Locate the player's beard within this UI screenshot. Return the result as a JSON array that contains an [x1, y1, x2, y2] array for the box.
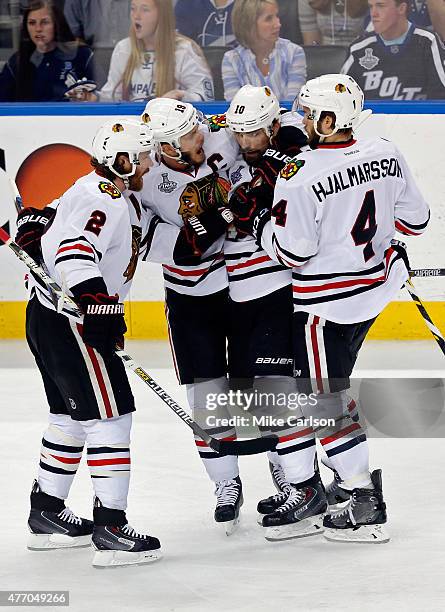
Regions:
[[241, 148, 266, 165], [127, 172, 144, 191]]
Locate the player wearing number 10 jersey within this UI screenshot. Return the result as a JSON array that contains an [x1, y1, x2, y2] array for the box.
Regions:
[[253, 74, 429, 542]]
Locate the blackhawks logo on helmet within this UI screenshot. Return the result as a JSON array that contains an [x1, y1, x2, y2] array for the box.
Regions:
[[178, 174, 230, 221], [207, 113, 227, 132], [280, 159, 305, 181], [98, 181, 121, 199]]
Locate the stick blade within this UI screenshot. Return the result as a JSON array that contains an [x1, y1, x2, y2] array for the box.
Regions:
[[212, 434, 278, 457]]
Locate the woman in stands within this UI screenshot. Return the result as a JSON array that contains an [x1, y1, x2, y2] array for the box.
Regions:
[[92, 0, 215, 102], [0, 0, 97, 102], [222, 0, 306, 101]]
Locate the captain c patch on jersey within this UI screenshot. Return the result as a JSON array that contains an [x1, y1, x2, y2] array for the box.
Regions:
[[280, 159, 305, 181], [98, 181, 121, 199]]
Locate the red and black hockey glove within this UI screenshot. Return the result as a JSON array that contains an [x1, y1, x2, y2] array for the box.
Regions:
[[15, 206, 57, 262], [229, 184, 270, 243], [71, 278, 126, 357]]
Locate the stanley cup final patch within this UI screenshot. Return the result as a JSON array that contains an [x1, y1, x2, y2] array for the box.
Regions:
[[359, 48, 380, 70]]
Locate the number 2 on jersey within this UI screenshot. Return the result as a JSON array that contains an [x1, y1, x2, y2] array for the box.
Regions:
[[85, 210, 106, 236], [351, 190, 377, 262]]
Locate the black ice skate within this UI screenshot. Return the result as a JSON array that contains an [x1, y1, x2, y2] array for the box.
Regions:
[[214, 476, 243, 536], [325, 470, 351, 507], [257, 463, 292, 521], [262, 473, 327, 541], [92, 499, 161, 568], [323, 469, 390, 543], [28, 480, 93, 550]]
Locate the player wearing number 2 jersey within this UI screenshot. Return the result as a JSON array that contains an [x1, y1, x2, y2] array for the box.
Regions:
[[247, 74, 429, 542], [22, 119, 162, 567]]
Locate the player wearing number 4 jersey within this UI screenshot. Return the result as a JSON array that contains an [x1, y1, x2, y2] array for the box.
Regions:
[[20, 119, 162, 567], [248, 74, 429, 543]]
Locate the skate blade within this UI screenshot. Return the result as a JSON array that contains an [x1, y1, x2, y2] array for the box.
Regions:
[[217, 513, 241, 536], [27, 533, 92, 550], [264, 514, 325, 541], [92, 548, 162, 568], [257, 512, 266, 526], [324, 523, 390, 544]]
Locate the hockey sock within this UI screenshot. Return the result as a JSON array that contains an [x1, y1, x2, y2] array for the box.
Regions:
[[187, 377, 239, 483], [38, 413, 86, 500], [254, 376, 317, 484], [315, 391, 372, 489], [83, 413, 132, 510]]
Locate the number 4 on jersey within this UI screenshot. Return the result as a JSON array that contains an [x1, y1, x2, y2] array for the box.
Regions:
[[351, 190, 377, 262], [271, 199, 288, 227]]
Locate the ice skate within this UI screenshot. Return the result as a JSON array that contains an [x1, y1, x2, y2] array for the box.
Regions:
[[256, 463, 292, 524], [214, 476, 243, 535], [92, 524, 162, 568], [323, 469, 390, 543], [325, 470, 351, 507], [27, 481, 93, 550], [262, 473, 327, 541]]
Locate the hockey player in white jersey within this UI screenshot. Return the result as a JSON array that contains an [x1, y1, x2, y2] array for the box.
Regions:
[[225, 85, 328, 540], [138, 98, 243, 533], [17, 119, 162, 566], [241, 74, 430, 542]]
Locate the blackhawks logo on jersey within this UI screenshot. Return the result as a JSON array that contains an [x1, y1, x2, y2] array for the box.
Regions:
[[98, 181, 121, 199], [207, 113, 227, 132], [178, 174, 230, 221], [280, 159, 305, 181]]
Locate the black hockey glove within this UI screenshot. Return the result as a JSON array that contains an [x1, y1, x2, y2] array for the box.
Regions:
[[229, 184, 270, 243], [71, 278, 126, 357], [15, 206, 57, 262], [173, 206, 234, 265]]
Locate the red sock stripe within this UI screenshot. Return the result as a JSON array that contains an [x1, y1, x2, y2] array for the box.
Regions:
[[49, 454, 81, 464], [87, 458, 131, 466], [278, 426, 314, 443], [320, 422, 361, 446], [195, 435, 236, 448]]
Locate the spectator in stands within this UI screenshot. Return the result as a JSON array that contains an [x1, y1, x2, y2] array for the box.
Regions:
[[365, 0, 445, 40], [222, 0, 306, 100], [175, 0, 236, 47], [0, 0, 96, 101], [82, 0, 214, 102], [341, 0, 445, 99], [299, 0, 368, 45], [63, 0, 130, 48]]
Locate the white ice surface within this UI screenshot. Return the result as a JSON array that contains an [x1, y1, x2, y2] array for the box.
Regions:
[[1, 340, 445, 612]]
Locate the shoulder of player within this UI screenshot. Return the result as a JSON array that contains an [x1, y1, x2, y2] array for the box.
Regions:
[[68, 173, 126, 211], [276, 148, 320, 186], [412, 26, 444, 50]]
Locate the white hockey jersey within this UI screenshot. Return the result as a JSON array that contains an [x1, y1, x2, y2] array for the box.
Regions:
[[139, 125, 239, 296], [264, 137, 430, 323], [35, 172, 142, 318], [224, 111, 306, 302], [225, 159, 292, 302], [98, 37, 214, 102]]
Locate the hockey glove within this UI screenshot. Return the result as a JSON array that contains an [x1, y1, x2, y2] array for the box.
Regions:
[[71, 278, 126, 357], [229, 184, 270, 243], [15, 205, 57, 262], [390, 239, 410, 272], [174, 207, 234, 265]]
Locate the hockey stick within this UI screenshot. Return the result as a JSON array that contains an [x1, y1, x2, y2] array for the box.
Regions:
[[410, 268, 445, 278], [405, 277, 445, 357], [0, 224, 278, 456]]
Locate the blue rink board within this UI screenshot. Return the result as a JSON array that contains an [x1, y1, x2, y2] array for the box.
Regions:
[[0, 100, 444, 116]]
